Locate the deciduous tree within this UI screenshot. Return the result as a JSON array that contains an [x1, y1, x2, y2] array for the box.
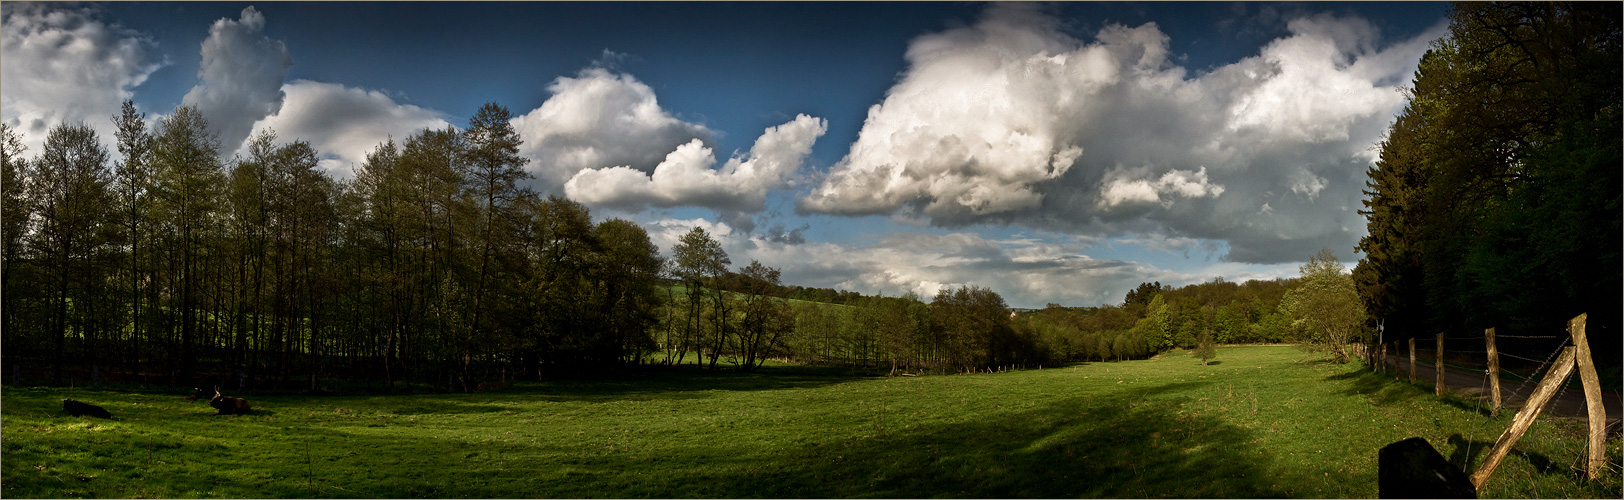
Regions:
[[1281, 249, 1365, 363]]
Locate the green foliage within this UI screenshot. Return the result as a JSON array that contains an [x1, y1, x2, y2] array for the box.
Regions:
[[1192, 327, 1216, 365], [3, 100, 671, 392], [1020, 277, 1296, 365], [670, 226, 731, 369], [732, 260, 793, 371], [1355, 3, 1622, 358], [27, 122, 116, 384], [0, 124, 33, 350], [1280, 249, 1366, 362], [929, 285, 1043, 370], [1213, 301, 1246, 344], [5, 347, 1615, 498], [1251, 312, 1293, 344]]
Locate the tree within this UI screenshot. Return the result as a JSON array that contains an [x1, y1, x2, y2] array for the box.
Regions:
[[1134, 293, 1172, 352], [1123, 281, 1163, 308], [874, 295, 924, 374], [459, 102, 530, 387], [395, 126, 469, 385], [267, 139, 339, 390], [30, 122, 114, 384], [151, 105, 224, 383], [350, 136, 406, 384], [1280, 249, 1365, 363], [1192, 327, 1216, 365], [593, 218, 664, 365], [1355, 2, 1621, 359], [1, 124, 33, 357], [1214, 301, 1246, 343], [930, 285, 1033, 369], [733, 260, 792, 371], [670, 226, 729, 368], [111, 101, 154, 379]]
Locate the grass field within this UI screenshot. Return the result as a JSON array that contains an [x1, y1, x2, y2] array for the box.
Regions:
[[3, 346, 1618, 498]]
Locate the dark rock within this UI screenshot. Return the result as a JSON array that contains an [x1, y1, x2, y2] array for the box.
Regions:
[[1379, 437, 1476, 499]]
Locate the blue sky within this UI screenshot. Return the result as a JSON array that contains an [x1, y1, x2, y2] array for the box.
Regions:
[[2, 1, 1452, 308]]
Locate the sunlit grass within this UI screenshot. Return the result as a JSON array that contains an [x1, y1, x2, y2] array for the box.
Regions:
[[3, 346, 1616, 498]]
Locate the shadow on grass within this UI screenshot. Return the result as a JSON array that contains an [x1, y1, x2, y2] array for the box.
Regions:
[[388, 402, 506, 415], [705, 381, 1290, 498], [1325, 368, 1433, 407], [496, 363, 869, 404], [1447, 433, 1495, 471], [1326, 367, 1505, 419], [247, 381, 1290, 498]]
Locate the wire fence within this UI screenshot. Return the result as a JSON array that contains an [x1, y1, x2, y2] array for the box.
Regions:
[[1498, 351, 1554, 363]]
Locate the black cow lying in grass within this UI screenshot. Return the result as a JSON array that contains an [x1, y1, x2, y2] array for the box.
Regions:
[[188, 386, 252, 415], [62, 399, 112, 419]]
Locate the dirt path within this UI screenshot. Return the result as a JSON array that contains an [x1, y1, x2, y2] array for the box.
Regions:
[[1376, 353, 1621, 425]]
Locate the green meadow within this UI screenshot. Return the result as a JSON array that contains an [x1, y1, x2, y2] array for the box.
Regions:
[[3, 346, 1617, 498]]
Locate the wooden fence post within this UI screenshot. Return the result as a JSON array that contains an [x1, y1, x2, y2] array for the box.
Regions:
[[1567, 313, 1606, 481], [1392, 342, 1400, 379], [1470, 346, 1577, 490], [1435, 333, 1445, 396], [1485, 328, 1500, 417], [1408, 338, 1417, 384]]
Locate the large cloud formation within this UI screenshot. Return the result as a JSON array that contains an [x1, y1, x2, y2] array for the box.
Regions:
[[246, 80, 451, 177], [643, 216, 1294, 309], [565, 114, 826, 227], [800, 4, 1443, 263], [512, 68, 714, 191], [181, 6, 292, 155], [0, 3, 162, 155]]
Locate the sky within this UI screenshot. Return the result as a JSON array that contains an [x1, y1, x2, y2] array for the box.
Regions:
[[1, 1, 1453, 308]]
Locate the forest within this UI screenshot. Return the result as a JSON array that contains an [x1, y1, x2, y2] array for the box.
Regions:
[[1353, 2, 1621, 359]]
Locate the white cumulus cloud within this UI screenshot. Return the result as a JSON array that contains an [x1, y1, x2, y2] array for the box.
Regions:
[[800, 3, 1445, 263], [1, 3, 162, 155], [1098, 166, 1224, 208], [245, 80, 451, 177], [801, 4, 1101, 219], [1225, 14, 1411, 143], [566, 114, 826, 214], [181, 5, 293, 156], [511, 67, 713, 191]]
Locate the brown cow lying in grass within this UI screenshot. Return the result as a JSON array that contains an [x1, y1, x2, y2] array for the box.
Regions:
[[62, 398, 112, 418], [188, 386, 251, 415]]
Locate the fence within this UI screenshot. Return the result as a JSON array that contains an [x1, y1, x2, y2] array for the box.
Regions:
[[1365, 313, 1610, 488]]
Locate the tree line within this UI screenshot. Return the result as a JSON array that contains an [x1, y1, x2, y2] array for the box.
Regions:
[[774, 257, 1370, 373], [1353, 2, 1621, 361], [0, 99, 1102, 391], [1014, 274, 1312, 364], [2, 101, 686, 392]]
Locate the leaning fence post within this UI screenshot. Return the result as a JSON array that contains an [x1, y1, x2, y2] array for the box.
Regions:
[[1470, 346, 1577, 490], [1567, 313, 1606, 481], [1408, 338, 1417, 384], [1485, 328, 1500, 417], [1435, 333, 1445, 396]]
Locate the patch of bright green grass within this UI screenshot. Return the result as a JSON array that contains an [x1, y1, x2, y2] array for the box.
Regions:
[[3, 346, 1617, 498]]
